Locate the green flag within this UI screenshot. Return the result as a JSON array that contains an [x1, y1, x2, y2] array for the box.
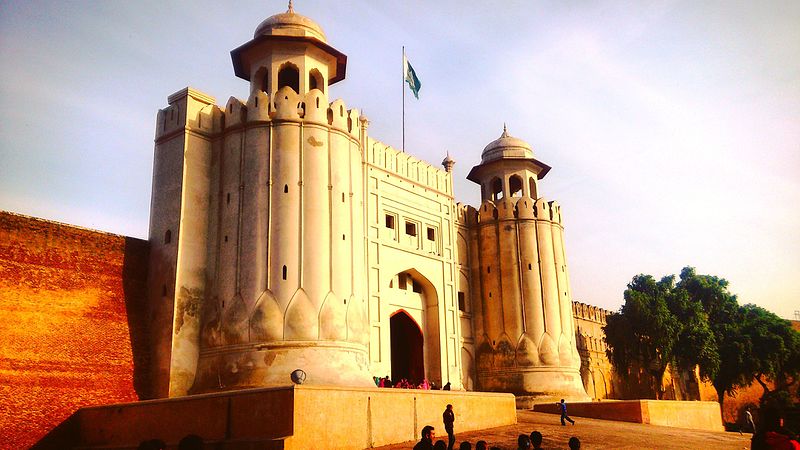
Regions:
[[403, 53, 421, 99]]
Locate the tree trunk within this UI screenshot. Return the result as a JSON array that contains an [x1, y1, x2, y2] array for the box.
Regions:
[[714, 384, 725, 411], [653, 367, 667, 400], [754, 374, 771, 401], [755, 375, 768, 391]]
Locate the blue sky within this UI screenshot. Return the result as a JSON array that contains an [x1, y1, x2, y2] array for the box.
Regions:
[[1, 0, 798, 318]]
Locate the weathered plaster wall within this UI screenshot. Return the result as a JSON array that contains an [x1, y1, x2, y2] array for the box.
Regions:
[[0, 211, 150, 449]]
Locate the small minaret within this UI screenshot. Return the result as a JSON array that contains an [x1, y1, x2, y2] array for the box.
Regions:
[[466, 125, 587, 405], [230, 0, 347, 96], [441, 151, 455, 173]]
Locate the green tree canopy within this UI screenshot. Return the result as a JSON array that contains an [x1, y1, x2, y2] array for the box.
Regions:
[[739, 304, 800, 397], [676, 267, 747, 409], [604, 274, 682, 399], [606, 266, 799, 407]]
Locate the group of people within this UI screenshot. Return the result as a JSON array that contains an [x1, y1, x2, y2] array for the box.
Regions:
[[374, 375, 452, 391], [413, 424, 581, 450], [414, 402, 580, 450]]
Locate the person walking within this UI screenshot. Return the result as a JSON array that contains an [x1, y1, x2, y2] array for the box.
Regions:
[[745, 407, 756, 434], [443, 404, 456, 450], [559, 399, 575, 426]]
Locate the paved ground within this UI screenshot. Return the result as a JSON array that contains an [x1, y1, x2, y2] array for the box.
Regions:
[[374, 411, 751, 449]]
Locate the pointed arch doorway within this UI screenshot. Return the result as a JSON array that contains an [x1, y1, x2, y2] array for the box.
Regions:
[[390, 310, 424, 384]]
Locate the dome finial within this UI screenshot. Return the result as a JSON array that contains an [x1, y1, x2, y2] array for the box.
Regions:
[[287, 0, 294, 13], [502, 123, 509, 137]]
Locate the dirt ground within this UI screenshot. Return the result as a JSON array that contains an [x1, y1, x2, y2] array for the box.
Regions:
[[374, 410, 751, 450]]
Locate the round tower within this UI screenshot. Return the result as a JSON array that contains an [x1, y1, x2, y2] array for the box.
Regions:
[[467, 126, 587, 405], [188, 4, 372, 394]]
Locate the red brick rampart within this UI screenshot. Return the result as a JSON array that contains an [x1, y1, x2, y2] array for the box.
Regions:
[[0, 211, 151, 449]]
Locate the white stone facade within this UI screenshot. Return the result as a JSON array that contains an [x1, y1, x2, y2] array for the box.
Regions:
[[147, 5, 587, 402]]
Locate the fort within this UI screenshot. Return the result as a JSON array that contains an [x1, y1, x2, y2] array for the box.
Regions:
[[144, 3, 587, 404], [0, 3, 777, 449]]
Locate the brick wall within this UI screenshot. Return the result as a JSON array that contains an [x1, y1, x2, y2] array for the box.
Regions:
[[0, 211, 151, 449]]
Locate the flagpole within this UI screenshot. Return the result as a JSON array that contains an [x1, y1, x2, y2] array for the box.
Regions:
[[402, 46, 405, 153]]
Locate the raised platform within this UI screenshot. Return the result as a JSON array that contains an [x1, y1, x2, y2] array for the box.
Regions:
[[533, 399, 724, 432], [41, 385, 517, 449]]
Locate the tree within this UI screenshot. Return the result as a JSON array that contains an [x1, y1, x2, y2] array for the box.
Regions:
[[676, 267, 749, 410], [669, 286, 719, 381], [605, 274, 681, 399], [608, 266, 799, 409], [739, 304, 800, 399]]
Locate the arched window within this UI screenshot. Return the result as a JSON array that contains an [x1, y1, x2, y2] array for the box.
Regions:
[[252, 67, 269, 93], [309, 69, 324, 93], [490, 177, 503, 201], [509, 175, 523, 197], [278, 63, 299, 93]]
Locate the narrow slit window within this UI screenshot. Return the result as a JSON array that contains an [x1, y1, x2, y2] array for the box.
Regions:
[[385, 215, 395, 229], [398, 274, 407, 290], [164, 229, 172, 244], [226, 192, 231, 205], [282, 265, 287, 280], [284, 184, 289, 193], [487, 266, 491, 274], [427, 227, 435, 241], [458, 292, 466, 311]]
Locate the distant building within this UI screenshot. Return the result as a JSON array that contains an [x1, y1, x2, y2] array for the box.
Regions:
[[146, 5, 586, 403]]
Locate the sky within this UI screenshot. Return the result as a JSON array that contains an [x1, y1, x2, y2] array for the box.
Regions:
[[1, 0, 798, 319]]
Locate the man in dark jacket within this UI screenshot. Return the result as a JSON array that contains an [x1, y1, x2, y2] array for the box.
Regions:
[[443, 404, 456, 450], [414, 425, 435, 450]]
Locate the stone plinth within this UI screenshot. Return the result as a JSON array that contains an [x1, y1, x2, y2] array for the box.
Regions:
[[533, 400, 724, 432], [46, 385, 516, 449]]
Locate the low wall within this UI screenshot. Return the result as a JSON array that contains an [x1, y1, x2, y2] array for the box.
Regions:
[[289, 385, 516, 449], [533, 400, 723, 432], [53, 386, 516, 449]]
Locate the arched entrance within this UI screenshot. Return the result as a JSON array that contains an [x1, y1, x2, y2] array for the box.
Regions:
[[390, 310, 424, 384]]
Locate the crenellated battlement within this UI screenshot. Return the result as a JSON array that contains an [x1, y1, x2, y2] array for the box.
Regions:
[[366, 137, 452, 195], [156, 87, 221, 139], [455, 203, 478, 226], [242, 87, 363, 139], [472, 196, 565, 225], [572, 301, 611, 324], [156, 86, 366, 141]]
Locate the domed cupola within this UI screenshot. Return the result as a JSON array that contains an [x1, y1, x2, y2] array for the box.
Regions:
[[480, 124, 535, 163], [253, 0, 327, 42], [231, 1, 347, 96], [467, 125, 552, 202]]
